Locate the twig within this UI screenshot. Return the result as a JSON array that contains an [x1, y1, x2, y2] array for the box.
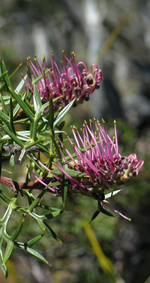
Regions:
[[2, 144, 42, 155]]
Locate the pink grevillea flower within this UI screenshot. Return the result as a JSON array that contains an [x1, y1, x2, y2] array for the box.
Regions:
[[25, 52, 102, 110], [55, 119, 144, 204], [30, 120, 144, 220]]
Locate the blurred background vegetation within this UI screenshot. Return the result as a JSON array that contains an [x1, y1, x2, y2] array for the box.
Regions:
[[0, 0, 150, 282]]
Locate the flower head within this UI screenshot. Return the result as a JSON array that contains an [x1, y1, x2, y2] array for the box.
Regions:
[[56, 119, 144, 201], [30, 119, 144, 220], [25, 52, 102, 111]]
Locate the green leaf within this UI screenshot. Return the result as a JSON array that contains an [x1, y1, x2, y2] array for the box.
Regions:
[[41, 101, 49, 112], [53, 99, 75, 128], [44, 209, 63, 220], [15, 75, 27, 94], [33, 85, 42, 113], [62, 174, 68, 208], [0, 123, 24, 148], [1, 61, 12, 89], [0, 203, 12, 224], [11, 219, 25, 241], [0, 229, 3, 247], [0, 70, 8, 80], [8, 86, 34, 122], [9, 97, 16, 134], [48, 96, 54, 131], [0, 143, 2, 178], [18, 149, 26, 162], [24, 97, 36, 115], [13, 93, 26, 119], [32, 74, 44, 84], [9, 63, 22, 80], [3, 241, 14, 264], [14, 242, 50, 265], [33, 216, 47, 230], [63, 144, 96, 163], [9, 154, 15, 172], [37, 203, 63, 212], [57, 121, 65, 142], [49, 134, 61, 159], [42, 221, 62, 243], [0, 93, 8, 115], [28, 186, 48, 212], [105, 189, 122, 199], [26, 234, 44, 247], [66, 167, 86, 178], [90, 201, 114, 222], [100, 205, 114, 217], [28, 197, 42, 213], [26, 211, 62, 243], [24, 139, 45, 150], [0, 110, 11, 130], [0, 251, 8, 278], [26, 154, 45, 174], [0, 191, 11, 205], [57, 121, 65, 131], [90, 210, 100, 223], [51, 167, 86, 178], [32, 68, 51, 84], [27, 141, 49, 154]]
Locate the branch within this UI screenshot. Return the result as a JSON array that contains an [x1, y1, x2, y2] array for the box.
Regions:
[[2, 144, 43, 155], [0, 176, 49, 195]]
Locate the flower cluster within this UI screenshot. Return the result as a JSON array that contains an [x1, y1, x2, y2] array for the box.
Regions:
[[25, 52, 102, 111], [33, 119, 144, 204], [31, 119, 144, 220], [55, 119, 144, 201], [23, 52, 144, 220]]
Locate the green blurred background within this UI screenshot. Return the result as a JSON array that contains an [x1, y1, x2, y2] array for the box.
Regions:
[[0, 0, 150, 282]]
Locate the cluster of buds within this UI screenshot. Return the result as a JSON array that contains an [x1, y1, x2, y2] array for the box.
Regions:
[[25, 52, 102, 111]]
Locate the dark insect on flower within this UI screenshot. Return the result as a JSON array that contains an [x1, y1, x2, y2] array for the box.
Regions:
[[25, 52, 102, 111]]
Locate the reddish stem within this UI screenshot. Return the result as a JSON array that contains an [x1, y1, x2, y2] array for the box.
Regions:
[[0, 176, 46, 194]]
